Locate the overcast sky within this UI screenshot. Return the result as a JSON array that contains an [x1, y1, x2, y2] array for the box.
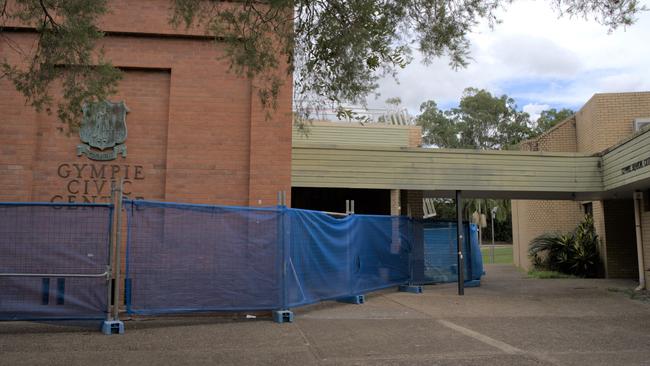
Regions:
[[369, 0, 650, 121]]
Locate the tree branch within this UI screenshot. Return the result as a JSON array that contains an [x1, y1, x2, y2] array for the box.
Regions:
[[39, 0, 59, 28]]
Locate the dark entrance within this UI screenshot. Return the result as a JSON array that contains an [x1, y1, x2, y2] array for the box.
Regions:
[[602, 199, 639, 279], [291, 187, 391, 215]]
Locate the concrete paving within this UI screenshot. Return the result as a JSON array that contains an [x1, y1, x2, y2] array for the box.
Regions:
[[1, 265, 649, 365]]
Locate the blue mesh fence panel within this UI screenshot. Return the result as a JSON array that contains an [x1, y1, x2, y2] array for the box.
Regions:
[[124, 200, 283, 314], [469, 224, 484, 281], [1, 200, 482, 321], [124, 201, 481, 315], [350, 214, 412, 294], [0, 203, 112, 320], [284, 210, 411, 308], [415, 221, 483, 284], [125, 202, 414, 313]]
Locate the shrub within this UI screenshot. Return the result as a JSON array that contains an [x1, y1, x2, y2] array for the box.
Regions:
[[528, 216, 601, 278]]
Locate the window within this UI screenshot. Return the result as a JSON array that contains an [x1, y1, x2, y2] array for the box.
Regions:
[[633, 117, 650, 132]]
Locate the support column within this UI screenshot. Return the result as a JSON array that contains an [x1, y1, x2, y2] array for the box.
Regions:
[[456, 190, 464, 296], [390, 189, 401, 216], [633, 191, 646, 290]]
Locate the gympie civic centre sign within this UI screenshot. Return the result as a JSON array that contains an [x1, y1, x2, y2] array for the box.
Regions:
[[51, 163, 145, 203]]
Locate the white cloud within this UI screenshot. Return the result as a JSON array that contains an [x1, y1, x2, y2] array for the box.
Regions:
[[370, 0, 650, 115], [523, 103, 551, 122], [489, 36, 582, 78]]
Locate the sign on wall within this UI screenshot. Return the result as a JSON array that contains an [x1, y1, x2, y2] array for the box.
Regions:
[[621, 157, 650, 175], [50, 100, 147, 203], [77, 100, 128, 161]]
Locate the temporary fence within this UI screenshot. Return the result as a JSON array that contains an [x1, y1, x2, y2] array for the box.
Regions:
[[0, 203, 113, 321], [123, 201, 414, 314], [414, 221, 483, 284], [0, 198, 483, 332], [123, 200, 482, 315], [280, 209, 413, 308], [124, 201, 284, 314]]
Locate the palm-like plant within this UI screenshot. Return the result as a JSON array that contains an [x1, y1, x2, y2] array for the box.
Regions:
[[529, 232, 574, 273], [571, 216, 601, 277], [528, 216, 601, 278]]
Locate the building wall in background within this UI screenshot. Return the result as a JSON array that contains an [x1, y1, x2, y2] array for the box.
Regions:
[[0, 0, 292, 206], [293, 121, 422, 148], [513, 92, 650, 278], [513, 117, 582, 270]]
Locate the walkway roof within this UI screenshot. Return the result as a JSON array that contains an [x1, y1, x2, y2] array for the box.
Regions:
[[292, 123, 650, 200]]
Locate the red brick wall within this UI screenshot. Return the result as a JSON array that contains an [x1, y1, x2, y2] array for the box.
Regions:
[[0, 1, 292, 206]]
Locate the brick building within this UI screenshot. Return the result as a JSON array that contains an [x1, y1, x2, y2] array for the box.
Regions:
[[513, 92, 650, 281], [291, 93, 650, 288], [2, 2, 649, 288], [0, 0, 292, 207]]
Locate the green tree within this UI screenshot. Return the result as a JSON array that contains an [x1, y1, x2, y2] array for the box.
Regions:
[[452, 88, 533, 149], [534, 108, 575, 135], [0, 0, 645, 127], [416, 88, 530, 242], [0, 0, 121, 129], [418, 88, 533, 150], [416, 101, 459, 148]]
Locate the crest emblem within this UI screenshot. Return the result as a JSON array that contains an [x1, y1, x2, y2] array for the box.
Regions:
[[77, 100, 128, 161]]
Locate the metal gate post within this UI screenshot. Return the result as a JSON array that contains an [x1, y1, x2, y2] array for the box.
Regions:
[[274, 191, 293, 323], [102, 180, 125, 335], [105, 184, 115, 322], [456, 190, 465, 296]]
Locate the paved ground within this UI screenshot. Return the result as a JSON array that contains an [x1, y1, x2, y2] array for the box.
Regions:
[[1, 265, 649, 366]]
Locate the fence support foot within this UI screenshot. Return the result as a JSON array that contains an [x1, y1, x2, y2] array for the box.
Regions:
[[337, 295, 365, 304], [398, 285, 423, 294], [464, 280, 481, 288], [101, 320, 124, 335], [273, 310, 294, 324]]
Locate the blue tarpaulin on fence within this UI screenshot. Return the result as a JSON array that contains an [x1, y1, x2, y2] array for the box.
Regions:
[[124, 201, 415, 314], [415, 221, 483, 284], [124, 200, 483, 315], [0, 203, 112, 320], [124, 201, 283, 314], [284, 209, 412, 308], [0, 200, 484, 321]]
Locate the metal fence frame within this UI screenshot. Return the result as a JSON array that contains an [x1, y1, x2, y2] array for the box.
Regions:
[[0, 183, 125, 334]]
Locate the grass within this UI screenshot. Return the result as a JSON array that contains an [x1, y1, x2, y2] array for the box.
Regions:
[[527, 270, 577, 279], [480, 246, 513, 264]]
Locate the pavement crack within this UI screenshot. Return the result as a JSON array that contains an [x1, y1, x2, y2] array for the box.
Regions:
[[294, 322, 323, 364], [437, 319, 562, 366], [438, 319, 524, 355], [380, 293, 434, 318]]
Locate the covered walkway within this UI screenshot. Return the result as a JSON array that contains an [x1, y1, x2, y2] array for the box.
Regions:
[[292, 125, 650, 200], [292, 122, 650, 288]]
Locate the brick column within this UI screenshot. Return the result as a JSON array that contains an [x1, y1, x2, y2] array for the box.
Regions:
[[390, 189, 401, 216], [248, 75, 293, 207]]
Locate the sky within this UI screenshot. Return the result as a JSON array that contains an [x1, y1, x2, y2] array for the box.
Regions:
[[369, 0, 650, 122]]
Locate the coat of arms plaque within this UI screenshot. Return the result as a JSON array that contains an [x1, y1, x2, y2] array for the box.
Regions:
[[77, 100, 129, 161]]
